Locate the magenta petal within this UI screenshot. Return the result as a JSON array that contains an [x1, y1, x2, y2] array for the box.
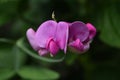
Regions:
[[69, 21, 89, 42], [48, 40, 59, 56], [56, 22, 69, 53], [35, 20, 57, 48], [38, 48, 49, 56], [86, 23, 96, 39], [26, 28, 39, 50], [69, 39, 90, 53], [69, 39, 84, 51]]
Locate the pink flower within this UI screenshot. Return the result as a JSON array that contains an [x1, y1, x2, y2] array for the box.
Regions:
[[68, 21, 96, 53], [26, 20, 68, 56], [26, 20, 96, 56]]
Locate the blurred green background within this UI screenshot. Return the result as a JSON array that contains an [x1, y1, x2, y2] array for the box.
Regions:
[[0, 0, 120, 80]]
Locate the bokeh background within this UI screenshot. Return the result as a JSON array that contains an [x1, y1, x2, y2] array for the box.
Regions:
[[0, 0, 120, 80]]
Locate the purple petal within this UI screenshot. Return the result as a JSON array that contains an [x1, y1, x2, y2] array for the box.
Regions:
[[35, 20, 57, 48], [26, 28, 39, 50], [86, 23, 96, 39], [48, 39, 59, 56], [69, 39, 84, 51], [69, 39, 90, 53], [56, 22, 69, 53], [38, 48, 49, 56], [69, 21, 89, 42]]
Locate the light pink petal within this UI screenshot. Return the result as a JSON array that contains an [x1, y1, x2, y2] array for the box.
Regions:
[[69, 21, 89, 42], [86, 23, 96, 39], [35, 20, 57, 48], [38, 48, 49, 56], [83, 42, 90, 52], [56, 22, 69, 53], [48, 40, 59, 56], [26, 28, 39, 50]]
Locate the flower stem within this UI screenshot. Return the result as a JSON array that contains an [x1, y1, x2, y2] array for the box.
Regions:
[[52, 11, 57, 21], [0, 38, 14, 44]]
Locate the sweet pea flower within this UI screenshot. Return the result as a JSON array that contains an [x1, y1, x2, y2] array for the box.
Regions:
[[68, 21, 96, 53], [26, 20, 68, 56]]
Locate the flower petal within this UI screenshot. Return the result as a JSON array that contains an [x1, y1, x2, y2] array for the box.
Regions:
[[56, 22, 69, 53], [83, 42, 90, 52], [35, 20, 57, 48], [48, 39, 59, 56], [69, 39, 84, 51], [69, 21, 89, 42], [26, 28, 39, 50], [86, 23, 96, 39], [69, 39, 90, 53], [38, 48, 49, 56]]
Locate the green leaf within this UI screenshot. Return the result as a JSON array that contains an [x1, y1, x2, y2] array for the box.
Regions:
[[0, 44, 15, 68], [12, 46, 27, 71], [97, 6, 120, 48], [0, 41, 26, 70], [0, 39, 27, 79], [18, 66, 59, 80], [0, 69, 15, 80]]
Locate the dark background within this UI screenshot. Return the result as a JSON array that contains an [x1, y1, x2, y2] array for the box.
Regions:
[[0, 0, 120, 80]]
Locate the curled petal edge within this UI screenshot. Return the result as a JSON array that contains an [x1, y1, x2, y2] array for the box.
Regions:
[[26, 28, 39, 51], [86, 23, 96, 39]]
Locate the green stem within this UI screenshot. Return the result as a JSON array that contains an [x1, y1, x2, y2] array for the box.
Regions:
[[16, 38, 65, 63], [0, 38, 65, 62], [0, 38, 14, 44]]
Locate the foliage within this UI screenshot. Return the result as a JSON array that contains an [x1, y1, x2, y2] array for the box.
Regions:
[[0, 0, 120, 80]]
